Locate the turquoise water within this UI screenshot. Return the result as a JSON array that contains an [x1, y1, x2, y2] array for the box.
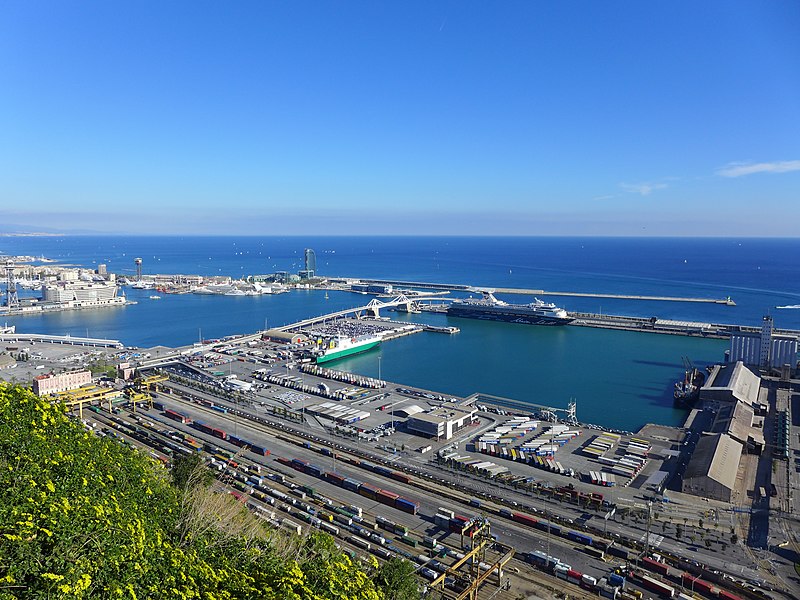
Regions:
[[328, 310, 726, 431]]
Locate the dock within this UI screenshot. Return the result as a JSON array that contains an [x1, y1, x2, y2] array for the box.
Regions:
[[333, 277, 736, 305]]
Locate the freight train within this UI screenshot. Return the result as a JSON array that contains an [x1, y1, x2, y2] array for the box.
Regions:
[[274, 455, 420, 515]]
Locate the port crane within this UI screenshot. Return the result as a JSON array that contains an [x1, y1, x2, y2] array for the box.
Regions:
[[428, 518, 515, 600]]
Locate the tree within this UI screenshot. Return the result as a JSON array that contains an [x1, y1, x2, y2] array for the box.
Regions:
[[170, 452, 213, 491], [374, 558, 419, 600]]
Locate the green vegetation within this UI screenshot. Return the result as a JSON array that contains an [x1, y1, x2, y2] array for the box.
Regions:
[[0, 383, 414, 599], [86, 359, 116, 378]]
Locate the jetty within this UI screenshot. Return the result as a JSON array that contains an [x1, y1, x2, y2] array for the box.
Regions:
[[331, 277, 736, 306]]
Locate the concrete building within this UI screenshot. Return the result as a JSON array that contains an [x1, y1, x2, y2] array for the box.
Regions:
[[262, 329, 307, 344], [729, 316, 798, 372], [33, 370, 92, 396], [700, 361, 761, 407], [407, 405, 478, 441], [710, 400, 764, 454], [682, 433, 742, 503]]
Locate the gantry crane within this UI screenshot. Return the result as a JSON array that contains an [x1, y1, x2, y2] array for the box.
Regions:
[[429, 518, 515, 600]]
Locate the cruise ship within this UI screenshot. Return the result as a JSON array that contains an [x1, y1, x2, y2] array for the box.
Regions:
[[447, 292, 573, 326], [314, 334, 381, 364]]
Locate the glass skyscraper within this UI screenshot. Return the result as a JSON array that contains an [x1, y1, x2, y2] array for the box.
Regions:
[[304, 248, 316, 276]]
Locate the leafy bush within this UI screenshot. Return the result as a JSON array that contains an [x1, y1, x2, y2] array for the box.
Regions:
[[0, 384, 393, 600]]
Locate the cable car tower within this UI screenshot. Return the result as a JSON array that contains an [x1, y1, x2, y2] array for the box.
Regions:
[[4, 260, 19, 309]]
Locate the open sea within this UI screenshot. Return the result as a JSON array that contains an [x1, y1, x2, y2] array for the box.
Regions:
[[2, 236, 799, 431]]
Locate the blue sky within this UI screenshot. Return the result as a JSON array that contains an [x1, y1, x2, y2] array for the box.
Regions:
[[1, 2, 798, 235]]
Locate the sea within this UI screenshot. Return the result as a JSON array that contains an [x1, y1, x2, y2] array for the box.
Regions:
[[2, 236, 799, 431]]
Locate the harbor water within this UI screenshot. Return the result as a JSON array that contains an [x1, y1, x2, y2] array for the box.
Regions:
[[1, 236, 797, 430]]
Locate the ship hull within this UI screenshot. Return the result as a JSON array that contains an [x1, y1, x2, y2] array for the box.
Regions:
[[316, 340, 381, 364], [447, 306, 573, 326]]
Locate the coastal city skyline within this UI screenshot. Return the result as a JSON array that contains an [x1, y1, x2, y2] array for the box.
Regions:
[[2, 2, 799, 236]]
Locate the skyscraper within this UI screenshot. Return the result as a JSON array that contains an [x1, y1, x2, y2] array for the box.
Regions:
[[304, 248, 316, 276]]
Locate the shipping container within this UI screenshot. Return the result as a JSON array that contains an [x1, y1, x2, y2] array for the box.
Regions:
[[642, 556, 670, 577], [635, 573, 675, 598], [395, 497, 418, 515]]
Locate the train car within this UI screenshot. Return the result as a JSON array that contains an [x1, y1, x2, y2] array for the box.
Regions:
[[164, 409, 191, 424], [399, 535, 417, 547], [375, 515, 396, 532], [376, 489, 399, 507], [566, 569, 583, 585], [634, 573, 675, 598], [275, 456, 292, 467], [324, 471, 346, 486], [584, 546, 605, 560], [290, 458, 309, 473], [716, 590, 743, 600], [395, 497, 419, 515], [567, 531, 593, 545], [319, 521, 339, 536], [335, 512, 354, 526], [210, 426, 227, 440], [358, 483, 379, 501], [250, 444, 269, 456], [342, 478, 362, 492], [593, 537, 614, 551], [371, 546, 392, 560], [306, 464, 324, 478], [512, 512, 538, 528], [389, 471, 411, 484], [373, 465, 393, 478], [608, 546, 630, 560], [349, 536, 371, 551], [642, 557, 670, 577], [681, 574, 719, 598]]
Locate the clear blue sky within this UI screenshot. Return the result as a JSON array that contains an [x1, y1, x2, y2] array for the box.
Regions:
[[1, 2, 798, 235]]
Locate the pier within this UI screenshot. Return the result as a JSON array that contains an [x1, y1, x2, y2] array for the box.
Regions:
[[333, 277, 736, 305], [0, 332, 124, 348]]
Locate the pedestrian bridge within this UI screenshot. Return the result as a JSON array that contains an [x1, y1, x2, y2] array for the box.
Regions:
[[281, 294, 446, 331]]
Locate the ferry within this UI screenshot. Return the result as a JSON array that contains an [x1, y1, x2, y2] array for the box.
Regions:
[[314, 334, 381, 364], [447, 291, 573, 326]]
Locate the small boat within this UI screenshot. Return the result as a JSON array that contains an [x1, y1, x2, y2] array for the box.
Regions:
[[149, 295, 161, 300]]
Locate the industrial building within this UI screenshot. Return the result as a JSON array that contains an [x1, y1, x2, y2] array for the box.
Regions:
[[700, 361, 761, 407], [682, 433, 742, 503], [729, 315, 798, 373], [709, 399, 765, 454], [33, 369, 92, 396], [406, 405, 478, 441], [262, 329, 308, 344]]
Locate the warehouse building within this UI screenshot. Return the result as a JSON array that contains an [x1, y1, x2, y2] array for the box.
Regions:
[[682, 433, 742, 503], [710, 400, 764, 454], [700, 361, 761, 407], [407, 405, 478, 441]]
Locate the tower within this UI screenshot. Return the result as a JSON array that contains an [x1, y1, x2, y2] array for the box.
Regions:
[[303, 248, 316, 276], [134, 258, 142, 281], [4, 260, 19, 309], [759, 315, 773, 368]]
